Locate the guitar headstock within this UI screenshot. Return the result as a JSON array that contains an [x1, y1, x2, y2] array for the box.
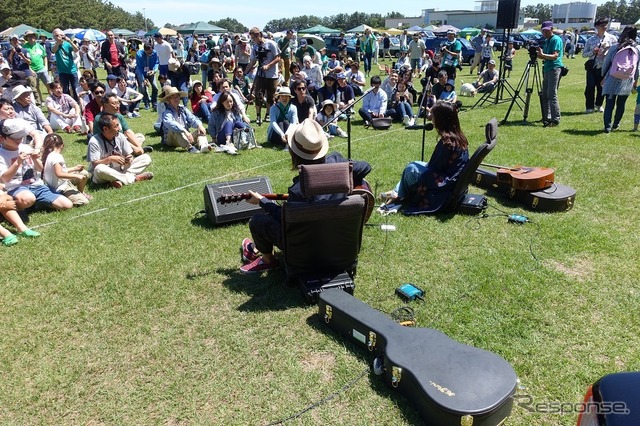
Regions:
[[217, 193, 249, 204]]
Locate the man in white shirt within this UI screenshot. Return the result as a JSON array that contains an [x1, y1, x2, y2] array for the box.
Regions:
[[153, 33, 174, 76], [358, 75, 387, 126], [345, 62, 366, 96]]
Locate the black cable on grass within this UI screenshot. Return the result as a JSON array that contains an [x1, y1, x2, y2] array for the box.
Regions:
[[265, 366, 370, 425]]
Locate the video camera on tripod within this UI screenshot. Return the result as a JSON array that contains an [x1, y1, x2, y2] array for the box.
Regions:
[[525, 40, 539, 62]]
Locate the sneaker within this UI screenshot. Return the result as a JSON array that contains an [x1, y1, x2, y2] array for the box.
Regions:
[[256, 117, 262, 126], [132, 112, 141, 118], [364, 120, 371, 128], [612, 125, 620, 131], [72, 125, 82, 133], [407, 117, 415, 127], [337, 129, 348, 138], [18, 229, 40, 238], [64, 126, 72, 133], [135, 172, 154, 182], [188, 146, 200, 154], [144, 104, 150, 110], [604, 127, 611, 134], [212, 144, 227, 153], [585, 108, 594, 114], [402, 115, 411, 125], [127, 112, 133, 118], [142, 146, 154, 153], [264, 114, 270, 122], [597, 105, 604, 112], [111, 180, 124, 189], [239, 256, 280, 274], [241, 238, 259, 263], [200, 144, 213, 153], [2, 234, 18, 246]]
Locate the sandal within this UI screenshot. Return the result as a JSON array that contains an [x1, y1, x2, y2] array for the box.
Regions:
[[19, 229, 40, 238], [2, 234, 18, 246]]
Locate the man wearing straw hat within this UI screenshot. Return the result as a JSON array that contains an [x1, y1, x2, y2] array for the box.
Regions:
[[238, 118, 371, 274], [159, 86, 210, 153]]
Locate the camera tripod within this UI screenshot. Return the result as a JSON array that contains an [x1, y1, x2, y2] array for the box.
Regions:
[[502, 56, 542, 124], [471, 29, 519, 109]]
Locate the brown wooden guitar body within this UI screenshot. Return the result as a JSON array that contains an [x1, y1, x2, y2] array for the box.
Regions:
[[494, 166, 555, 191]]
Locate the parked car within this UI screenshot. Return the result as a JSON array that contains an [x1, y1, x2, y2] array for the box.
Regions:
[[422, 37, 476, 65], [575, 34, 590, 54], [323, 36, 357, 60], [492, 34, 524, 51]]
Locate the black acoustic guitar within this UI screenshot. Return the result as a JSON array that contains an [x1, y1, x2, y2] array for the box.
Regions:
[[318, 289, 517, 425]]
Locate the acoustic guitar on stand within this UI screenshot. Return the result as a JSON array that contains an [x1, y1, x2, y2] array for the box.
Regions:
[[480, 163, 555, 191]]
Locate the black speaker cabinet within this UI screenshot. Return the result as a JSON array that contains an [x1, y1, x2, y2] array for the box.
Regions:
[[496, 0, 521, 29], [203, 176, 273, 225]]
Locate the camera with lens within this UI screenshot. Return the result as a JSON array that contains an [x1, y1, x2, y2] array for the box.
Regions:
[[256, 45, 269, 65], [526, 41, 538, 61]]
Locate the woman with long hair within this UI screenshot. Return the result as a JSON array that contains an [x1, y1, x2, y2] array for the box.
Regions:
[[207, 91, 248, 151], [381, 101, 469, 212], [601, 25, 639, 133]]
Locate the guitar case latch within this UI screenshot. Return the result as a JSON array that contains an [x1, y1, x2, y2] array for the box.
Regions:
[[461, 415, 474, 426], [367, 331, 377, 351], [391, 366, 402, 388], [324, 305, 332, 323]]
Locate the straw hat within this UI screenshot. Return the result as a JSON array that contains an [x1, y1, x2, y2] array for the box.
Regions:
[[285, 119, 329, 161], [159, 86, 188, 102]]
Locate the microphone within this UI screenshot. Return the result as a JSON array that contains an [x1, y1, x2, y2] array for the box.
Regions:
[[405, 122, 434, 131]]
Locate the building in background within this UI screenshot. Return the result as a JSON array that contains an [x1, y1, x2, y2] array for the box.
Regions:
[[385, 1, 523, 30], [552, 2, 597, 30]]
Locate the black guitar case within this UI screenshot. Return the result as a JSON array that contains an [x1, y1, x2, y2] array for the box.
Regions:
[[318, 289, 517, 425], [474, 169, 576, 212]]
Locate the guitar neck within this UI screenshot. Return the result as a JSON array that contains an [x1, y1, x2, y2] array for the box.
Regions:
[[480, 162, 518, 172], [217, 193, 288, 204]]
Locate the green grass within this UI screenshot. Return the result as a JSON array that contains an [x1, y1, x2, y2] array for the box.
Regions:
[[1, 54, 639, 425]]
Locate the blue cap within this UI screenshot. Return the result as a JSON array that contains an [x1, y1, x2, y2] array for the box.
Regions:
[[106, 74, 117, 80], [336, 72, 347, 79]]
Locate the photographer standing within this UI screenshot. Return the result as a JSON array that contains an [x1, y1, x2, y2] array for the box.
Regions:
[[441, 30, 462, 80], [51, 29, 79, 101], [245, 28, 281, 126], [583, 18, 617, 113], [537, 21, 564, 127]]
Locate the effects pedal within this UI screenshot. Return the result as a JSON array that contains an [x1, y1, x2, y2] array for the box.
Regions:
[[508, 214, 528, 224], [395, 283, 425, 302]]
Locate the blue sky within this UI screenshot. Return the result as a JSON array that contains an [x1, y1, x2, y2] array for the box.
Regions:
[[114, 0, 608, 31]]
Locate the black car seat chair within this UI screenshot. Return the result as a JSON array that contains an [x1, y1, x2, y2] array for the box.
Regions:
[[281, 161, 368, 303]]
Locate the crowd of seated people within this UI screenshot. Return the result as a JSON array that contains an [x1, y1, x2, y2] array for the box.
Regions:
[[0, 26, 471, 247]]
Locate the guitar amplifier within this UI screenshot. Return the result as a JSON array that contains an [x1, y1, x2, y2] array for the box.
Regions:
[[319, 289, 517, 425], [203, 176, 273, 226]]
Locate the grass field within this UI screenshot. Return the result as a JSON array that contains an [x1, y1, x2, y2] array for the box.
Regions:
[[1, 52, 639, 425]]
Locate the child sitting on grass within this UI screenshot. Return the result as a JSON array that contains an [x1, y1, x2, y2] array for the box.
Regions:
[[41, 134, 92, 206], [315, 100, 347, 138]]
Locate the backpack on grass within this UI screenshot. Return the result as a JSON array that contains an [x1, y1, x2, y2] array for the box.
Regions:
[[608, 45, 639, 80]]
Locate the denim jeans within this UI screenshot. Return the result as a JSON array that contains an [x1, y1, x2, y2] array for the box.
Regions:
[[603, 94, 629, 130], [394, 161, 428, 199], [58, 72, 78, 101]]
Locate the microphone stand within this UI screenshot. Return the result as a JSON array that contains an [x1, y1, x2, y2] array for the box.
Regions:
[[408, 78, 435, 161], [321, 87, 373, 158]]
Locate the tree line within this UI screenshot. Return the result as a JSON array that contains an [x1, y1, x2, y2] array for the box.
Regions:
[[263, 11, 404, 33]]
